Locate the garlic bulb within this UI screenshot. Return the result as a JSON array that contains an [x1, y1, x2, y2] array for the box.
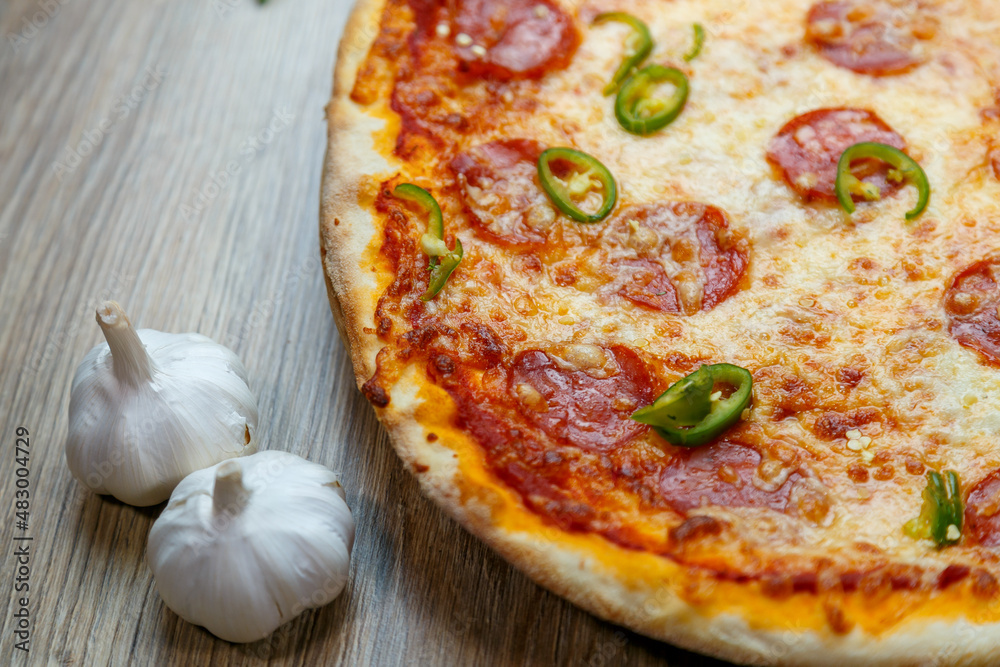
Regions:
[[65, 301, 258, 506], [147, 451, 355, 643]]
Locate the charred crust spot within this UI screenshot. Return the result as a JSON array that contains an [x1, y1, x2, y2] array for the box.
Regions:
[[836, 367, 864, 389], [858, 571, 891, 599], [443, 113, 467, 130], [553, 266, 578, 287], [760, 574, 794, 599], [904, 456, 925, 475], [433, 354, 456, 375], [885, 564, 922, 590], [754, 367, 818, 419], [838, 571, 862, 592], [972, 569, 1000, 599], [412, 89, 438, 107], [812, 408, 882, 440], [873, 464, 894, 481], [426, 432, 439, 442], [853, 542, 882, 554], [413, 463, 430, 473], [792, 572, 818, 594], [362, 377, 391, 407], [516, 254, 543, 273], [938, 565, 971, 590], [849, 257, 877, 273], [823, 600, 853, 635], [901, 258, 928, 281], [461, 322, 507, 366], [669, 515, 725, 544], [377, 316, 393, 338], [780, 376, 815, 412], [401, 324, 451, 351], [333, 218, 341, 226], [847, 464, 869, 483]]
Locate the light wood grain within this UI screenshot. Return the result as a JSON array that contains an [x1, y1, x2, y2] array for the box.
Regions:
[[0, 1, 725, 664]]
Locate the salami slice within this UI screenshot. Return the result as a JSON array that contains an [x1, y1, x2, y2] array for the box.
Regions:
[[965, 471, 1000, 547], [584, 202, 748, 314], [945, 257, 1000, 365], [766, 108, 907, 202], [444, 0, 579, 79], [450, 139, 555, 247], [660, 442, 799, 513], [508, 345, 654, 452], [806, 1, 931, 76]]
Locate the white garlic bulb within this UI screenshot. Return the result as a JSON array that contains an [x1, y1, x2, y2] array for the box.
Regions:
[[147, 451, 355, 643], [65, 301, 258, 506]]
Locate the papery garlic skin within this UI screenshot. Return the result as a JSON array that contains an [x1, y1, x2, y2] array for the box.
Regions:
[[147, 451, 355, 643], [65, 302, 258, 506]]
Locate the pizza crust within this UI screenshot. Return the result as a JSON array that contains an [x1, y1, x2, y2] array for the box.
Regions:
[[320, 1, 1000, 664]]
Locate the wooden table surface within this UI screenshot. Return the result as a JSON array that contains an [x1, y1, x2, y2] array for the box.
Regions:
[[0, 1, 728, 664]]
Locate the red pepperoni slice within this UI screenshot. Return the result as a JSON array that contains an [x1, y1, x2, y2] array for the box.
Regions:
[[614, 259, 680, 312], [660, 442, 799, 513], [446, 0, 579, 79], [508, 346, 654, 452], [450, 139, 555, 247], [945, 257, 1000, 365], [965, 471, 1000, 547], [587, 202, 748, 314], [766, 108, 907, 203], [806, 1, 930, 76], [696, 206, 750, 309]]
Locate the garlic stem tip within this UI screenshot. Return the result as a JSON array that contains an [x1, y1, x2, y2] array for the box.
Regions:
[[96, 301, 129, 330], [95, 301, 155, 384]]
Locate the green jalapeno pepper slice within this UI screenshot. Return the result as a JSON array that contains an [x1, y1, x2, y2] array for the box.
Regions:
[[683, 23, 705, 62], [594, 12, 653, 96], [537, 148, 618, 223], [834, 142, 931, 221], [904, 470, 963, 547], [615, 65, 690, 136], [393, 183, 463, 301], [422, 241, 463, 302], [631, 363, 753, 448]]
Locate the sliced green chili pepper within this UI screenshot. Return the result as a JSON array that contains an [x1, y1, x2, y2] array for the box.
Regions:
[[537, 148, 617, 223], [393, 183, 463, 301], [615, 65, 689, 136], [631, 363, 753, 448], [834, 142, 931, 221], [594, 12, 653, 96], [632, 365, 713, 428], [422, 239, 463, 301], [904, 470, 963, 547], [683, 23, 705, 62]]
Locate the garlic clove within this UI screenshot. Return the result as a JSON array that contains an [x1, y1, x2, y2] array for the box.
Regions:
[[65, 302, 258, 506], [147, 451, 355, 643]]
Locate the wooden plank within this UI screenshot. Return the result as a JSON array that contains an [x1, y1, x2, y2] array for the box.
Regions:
[[0, 0, 724, 664]]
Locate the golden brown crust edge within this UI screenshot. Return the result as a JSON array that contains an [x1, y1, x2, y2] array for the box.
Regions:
[[320, 0, 388, 380], [319, 2, 1000, 665]]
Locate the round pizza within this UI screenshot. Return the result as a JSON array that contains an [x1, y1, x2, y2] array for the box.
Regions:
[[320, 0, 1000, 663]]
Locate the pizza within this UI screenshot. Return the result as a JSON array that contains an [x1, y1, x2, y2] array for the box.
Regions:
[[320, 0, 1000, 664]]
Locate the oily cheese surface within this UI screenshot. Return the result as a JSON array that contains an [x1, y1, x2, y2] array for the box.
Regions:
[[322, 0, 1000, 664]]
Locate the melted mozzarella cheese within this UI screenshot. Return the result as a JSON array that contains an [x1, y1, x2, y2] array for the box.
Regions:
[[425, 0, 1000, 555]]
